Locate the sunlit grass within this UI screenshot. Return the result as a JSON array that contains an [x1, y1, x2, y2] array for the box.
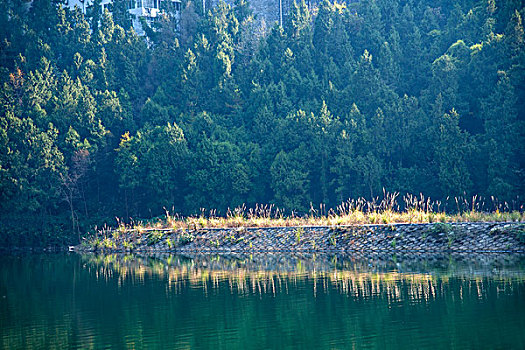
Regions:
[[94, 193, 524, 236]]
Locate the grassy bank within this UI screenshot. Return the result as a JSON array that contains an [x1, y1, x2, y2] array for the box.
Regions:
[[94, 194, 524, 237]]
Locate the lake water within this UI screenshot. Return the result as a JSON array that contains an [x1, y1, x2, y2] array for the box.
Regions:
[[1, 252, 525, 349]]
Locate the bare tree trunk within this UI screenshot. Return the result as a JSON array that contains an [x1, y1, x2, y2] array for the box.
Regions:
[[60, 149, 90, 242], [68, 191, 76, 236], [125, 189, 129, 220], [81, 183, 88, 217], [279, 0, 283, 27]]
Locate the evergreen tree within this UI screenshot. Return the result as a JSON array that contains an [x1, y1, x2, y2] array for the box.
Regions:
[[0, 0, 524, 245], [480, 75, 522, 201]]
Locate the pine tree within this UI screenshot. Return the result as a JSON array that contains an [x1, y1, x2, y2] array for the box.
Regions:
[[480, 75, 522, 200]]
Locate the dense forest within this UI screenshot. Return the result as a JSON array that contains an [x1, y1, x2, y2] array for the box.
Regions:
[[0, 0, 524, 245]]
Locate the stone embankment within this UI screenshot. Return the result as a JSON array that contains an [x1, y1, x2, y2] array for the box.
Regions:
[[77, 222, 525, 253]]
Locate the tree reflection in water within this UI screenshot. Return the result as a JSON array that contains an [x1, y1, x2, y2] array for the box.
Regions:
[[2, 252, 525, 349], [82, 252, 525, 302]]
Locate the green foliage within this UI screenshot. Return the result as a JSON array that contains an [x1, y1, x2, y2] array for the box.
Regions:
[[146, 231, 165, 246], [0, 0, 524, 247], [516, 228, 525, 244], [271, 149, 310, 212], [123, 240, 134, 250], [115, 122, 189, 211], [101, 237, 116, 249], [431, 223, 454, 235], [166, 237, 174, 249], [295, 227, 303, 244], [431, 223, 463, 248], [329, 233, 337, 247], [178, 230, 194, 246]]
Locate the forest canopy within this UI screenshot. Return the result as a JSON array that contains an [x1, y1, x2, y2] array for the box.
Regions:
[[0, 0, 524, 245]]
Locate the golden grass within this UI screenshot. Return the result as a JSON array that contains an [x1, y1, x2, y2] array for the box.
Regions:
[[106, 193, 524, 234]]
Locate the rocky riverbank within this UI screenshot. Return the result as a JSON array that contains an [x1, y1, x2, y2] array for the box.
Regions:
[[75, 222, 525, 253]]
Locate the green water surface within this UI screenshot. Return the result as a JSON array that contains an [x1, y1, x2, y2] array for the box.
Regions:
[[1, 252, 525, 349]]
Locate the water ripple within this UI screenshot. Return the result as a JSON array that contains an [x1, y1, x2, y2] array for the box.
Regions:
[[1, 252, 525, 349]]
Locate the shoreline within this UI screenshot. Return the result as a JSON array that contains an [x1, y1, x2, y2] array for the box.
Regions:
[[75, 221, 525, 254]]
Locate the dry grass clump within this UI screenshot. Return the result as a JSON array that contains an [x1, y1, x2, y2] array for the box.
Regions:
[[108, 192, 524, 234]]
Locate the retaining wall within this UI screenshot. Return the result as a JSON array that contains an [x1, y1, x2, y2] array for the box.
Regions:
[[78, 222, 525, 253]]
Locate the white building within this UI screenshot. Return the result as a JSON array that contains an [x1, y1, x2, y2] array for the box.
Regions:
[[67, 0, 181, 36]]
